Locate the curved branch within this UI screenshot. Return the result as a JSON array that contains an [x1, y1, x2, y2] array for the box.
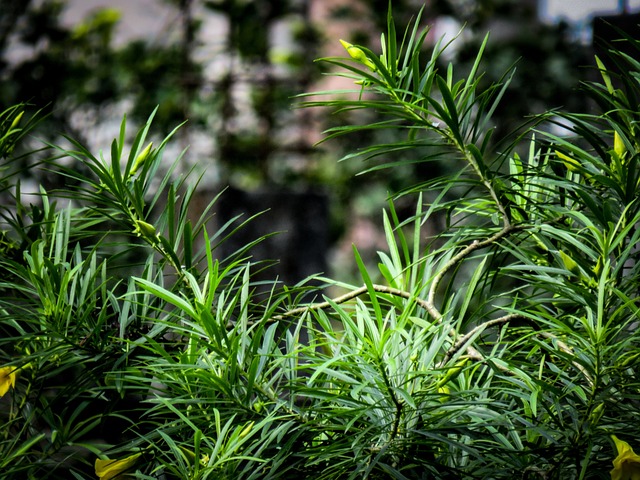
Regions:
[[426, 224, 526, 322], [256, 224, 534, 376], [273, 284, 426, 321], [438, 313, 525, 366]]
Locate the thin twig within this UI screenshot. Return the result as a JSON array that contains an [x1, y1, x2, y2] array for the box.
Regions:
[[249, 220, 534, 377], [438, 313, 525, 366], [426, 224, 525, 323], [273, 225, 526, 326], [272, 284, 426, 321], [264, 280, 501, 372]]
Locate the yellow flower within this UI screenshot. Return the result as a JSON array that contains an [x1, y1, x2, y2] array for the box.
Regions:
[[0, 366, 18, 397], [95, 452, 141, 480], [611, 435, 640, 480]]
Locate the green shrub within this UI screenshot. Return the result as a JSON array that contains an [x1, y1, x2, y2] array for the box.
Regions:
[[1, 7, 639, 479]]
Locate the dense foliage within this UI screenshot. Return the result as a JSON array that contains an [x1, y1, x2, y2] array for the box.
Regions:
[[1, 7, 640, 479]]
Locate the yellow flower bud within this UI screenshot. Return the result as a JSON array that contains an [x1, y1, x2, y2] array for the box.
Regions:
[[130, 142, 153, 176], [9, 111, 24, 131], [133, 219, 157, 239], [239, 420, 255, 439], [592, 256, 603, 276], [559, 251, 580, 276], [436, 356, 469, 389], [589, 402, 604, 425], [339, 39, 377, 71], [94, 452, 141, 480], [614, 131, 626, 159]]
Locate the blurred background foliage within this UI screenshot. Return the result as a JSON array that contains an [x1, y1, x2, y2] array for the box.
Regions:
[[0, 0, 601, 281]]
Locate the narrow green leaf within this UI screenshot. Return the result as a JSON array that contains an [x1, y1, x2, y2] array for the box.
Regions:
[[435, 75, 461, 142], [387, 7, 397, 80], [353, 245, 382, 322], [183, 219, 192, 271], [133, 277, 197, 318]]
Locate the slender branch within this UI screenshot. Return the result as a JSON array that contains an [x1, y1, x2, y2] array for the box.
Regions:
[[271, 224, 525, 326], [458, 144, 512, 231], [250, 221, 534, 377], [272, 284, 426, 321], [438, 313, 525, 367], [262, 281, 499, 371], [426, 224, 525, 323], [436, 315, 594, 384]]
